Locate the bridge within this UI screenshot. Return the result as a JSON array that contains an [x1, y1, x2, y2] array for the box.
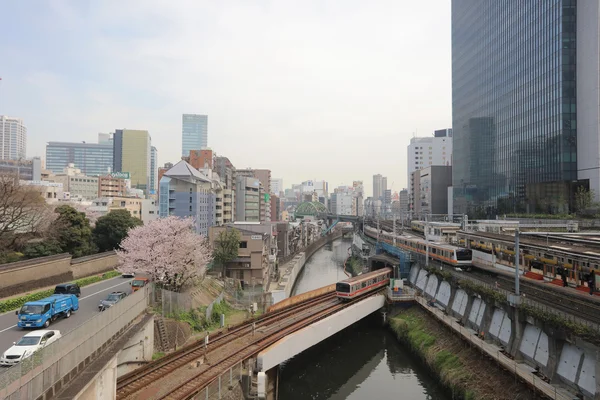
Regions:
[[114, 284, 396, 400]]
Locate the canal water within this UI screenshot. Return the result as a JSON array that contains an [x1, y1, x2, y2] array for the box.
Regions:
[[282, 238, 450, 400]]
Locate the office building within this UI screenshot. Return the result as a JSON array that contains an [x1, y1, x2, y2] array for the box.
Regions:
[[182, 114, 208, 157], [399, 189, 409, 213], [21, 180, 64, 204], [373, 174, 387, 201], [452, 0, 597, 214], [215, 156, 235, 190], [113, 129, 151, 191], [411, 166, 452, 215], [271, 178, 283, 195], [158, 160, 215, 236], [0, 158, 41, 181], [0, 116, 26, 160], [150, 146, 158, 194], [407, 129, 452, 193], [46, 140, 112, 176], [235, 176, 261, 222], [141, 199, 159, 224], [45, 164, 99, 200]]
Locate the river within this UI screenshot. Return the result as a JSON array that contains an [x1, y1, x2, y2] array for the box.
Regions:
[[281, 238, 450, 400]]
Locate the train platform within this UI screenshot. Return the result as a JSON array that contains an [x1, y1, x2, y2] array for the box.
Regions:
[[471, 261, 600, 304]]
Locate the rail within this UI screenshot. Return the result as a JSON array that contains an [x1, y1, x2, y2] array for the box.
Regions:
[[116, 291, 337, 399], [0, 285, 150, 400]]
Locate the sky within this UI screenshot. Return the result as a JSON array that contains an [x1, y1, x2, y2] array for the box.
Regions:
[[0, 0, 452, 197]]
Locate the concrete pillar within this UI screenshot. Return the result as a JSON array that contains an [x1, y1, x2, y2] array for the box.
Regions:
[[265, 367, 278, 400], [445, 283, 457, 315], [548, 336, 566, 384], [508, 307, 525, 359], [462, 295, 475, 326]]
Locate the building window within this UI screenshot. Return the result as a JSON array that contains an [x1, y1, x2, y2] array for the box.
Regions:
[[240, 241, 248, 248], [189, 205, 192, 211]]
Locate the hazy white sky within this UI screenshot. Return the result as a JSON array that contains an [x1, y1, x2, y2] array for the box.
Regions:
[[0, 0, 451, 196]]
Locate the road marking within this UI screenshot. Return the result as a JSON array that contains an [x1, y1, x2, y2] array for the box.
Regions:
[[0, 279, 133, 334]]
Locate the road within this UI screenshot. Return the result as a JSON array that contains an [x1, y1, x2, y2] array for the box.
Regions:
[[0, 276, 134, 356]]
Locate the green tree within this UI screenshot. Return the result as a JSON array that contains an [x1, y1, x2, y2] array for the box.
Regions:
[[93, 209, 143, 252], [22, 240, 63, 258], [212, 228, 241, 278], [575, 186, 595, 213], [54, 205, 95, 257]]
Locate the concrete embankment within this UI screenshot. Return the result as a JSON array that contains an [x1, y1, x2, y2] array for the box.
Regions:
[[0, 251, 118, 297], [390, 307, 535, 400], [268, 231, 343, 304]]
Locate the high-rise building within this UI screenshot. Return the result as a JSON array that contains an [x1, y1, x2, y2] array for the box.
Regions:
[[372, 174, 387, 201], [158, 160, 215, 236], [113, 129, 152, 191], [399, 189, 409, 213], [46, 141, 113, 176], [150, 146, 158, 193], [253, 169, 271, 194], [235, 176, 261, 222], [0, 116, 26, 160], [182, 114, 208, 157], [411, 166, 452, 215], [452, 0, 597, 214], [215, 156, 235, 190], [407, 129, 452, 193], [271, 178, 283, 195]]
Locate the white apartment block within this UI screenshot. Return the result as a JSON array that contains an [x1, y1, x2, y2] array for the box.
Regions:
[[407, 129, 452, 193], [0, 116, 26, 160]]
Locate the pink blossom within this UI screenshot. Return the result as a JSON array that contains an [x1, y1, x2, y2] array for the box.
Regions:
[[116, 216, 213, 291]]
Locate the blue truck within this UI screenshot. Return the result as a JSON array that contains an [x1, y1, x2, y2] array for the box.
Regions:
[[16, 294, 79, 329]]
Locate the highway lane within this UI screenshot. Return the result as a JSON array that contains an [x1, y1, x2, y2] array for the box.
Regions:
[[0, 276, 134, 355]]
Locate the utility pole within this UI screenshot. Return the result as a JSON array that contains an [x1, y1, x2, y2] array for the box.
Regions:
[[393, 217, 396, 246], [514, 229, 520, 295]]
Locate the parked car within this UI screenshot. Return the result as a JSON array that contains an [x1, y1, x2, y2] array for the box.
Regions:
[[17, 295, 79, 328], [130, 277, 150, 292], [0, 330, 61, 366], [121, 271, 135, 278], [98, 291, 127, 311], [54, 283, 81, 297]]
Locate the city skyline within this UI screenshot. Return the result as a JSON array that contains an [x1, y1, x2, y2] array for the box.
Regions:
[[0, 1, 452, 197]]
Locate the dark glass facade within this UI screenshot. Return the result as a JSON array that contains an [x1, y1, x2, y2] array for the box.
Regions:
[[452, 0, 578, 216]]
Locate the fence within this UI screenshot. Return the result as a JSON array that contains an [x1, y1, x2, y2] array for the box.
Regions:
[[206, 292, 225, 321], [201, 359, 247, 399], [0, 285, 150, 400], [157, 288, 194, 316]]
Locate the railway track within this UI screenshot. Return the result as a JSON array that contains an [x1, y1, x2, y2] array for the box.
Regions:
[[156, 290, 383, 400], [117, 291, 338, 399], [469, 267, 600, 326]]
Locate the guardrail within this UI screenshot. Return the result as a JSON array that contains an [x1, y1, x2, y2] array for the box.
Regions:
[[0, 285, 150, 400]]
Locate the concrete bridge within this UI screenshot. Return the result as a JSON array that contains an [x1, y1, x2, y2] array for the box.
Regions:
[[113, 285, 392, 400]]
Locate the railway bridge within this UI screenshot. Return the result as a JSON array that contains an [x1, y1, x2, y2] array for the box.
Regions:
[[115, 285, 392, 400]]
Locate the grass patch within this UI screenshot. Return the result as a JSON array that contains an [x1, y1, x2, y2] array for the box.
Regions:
[[390, 309, 472, 399], [0, 270, 123, 313], [167, 300, 236, 332], [152, 352, 165, 360]]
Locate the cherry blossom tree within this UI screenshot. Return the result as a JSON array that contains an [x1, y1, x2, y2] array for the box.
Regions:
[[117, 216, 212, 292]]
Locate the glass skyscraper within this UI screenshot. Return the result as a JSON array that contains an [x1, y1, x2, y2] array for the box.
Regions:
[[452, 0, 599, 216], [46, 141, 113, 176], [182, 114, 208, 157]]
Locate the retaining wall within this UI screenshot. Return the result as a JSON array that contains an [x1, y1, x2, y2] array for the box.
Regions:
[[0, 251, 118, 297], [408, 264, 600, 399]]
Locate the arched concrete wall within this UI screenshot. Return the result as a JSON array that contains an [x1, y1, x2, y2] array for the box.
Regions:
[[518, 324, 549, 367], [488, 308, 512, 345], [425, 275, 439, 298], [435, 281, 451, 307], [451, 289, 468, 317], [409, 265, 420, 285], [467, 298, 486, 329], [415, 269, 428, 290]]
